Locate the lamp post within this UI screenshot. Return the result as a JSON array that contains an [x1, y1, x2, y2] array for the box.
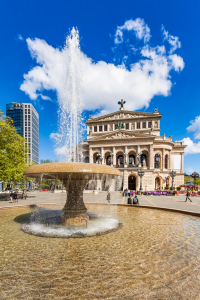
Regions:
[[138, 170, 145, 191], [191, 171, 199, 191], [124, 152, 128, 165], [169, 170, 176, 191]]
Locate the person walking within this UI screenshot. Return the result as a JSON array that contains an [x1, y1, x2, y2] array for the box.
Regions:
[[13, 191, 18, 203], [22, 190, 27, 200], [107, 192, 110, 203], [185, 190, 192, 202], [10, 191, 14, 203]]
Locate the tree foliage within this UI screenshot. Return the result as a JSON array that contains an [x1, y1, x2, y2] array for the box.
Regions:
[[0, 110, 28, 181]]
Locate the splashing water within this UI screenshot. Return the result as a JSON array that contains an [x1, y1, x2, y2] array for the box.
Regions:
[[56, 28, 84, 162]]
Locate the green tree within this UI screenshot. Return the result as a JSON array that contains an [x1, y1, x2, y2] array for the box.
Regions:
[[0, 110, 28, 181]]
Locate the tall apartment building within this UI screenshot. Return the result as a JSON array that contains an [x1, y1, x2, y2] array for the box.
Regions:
[[6, 102, 39, 164]]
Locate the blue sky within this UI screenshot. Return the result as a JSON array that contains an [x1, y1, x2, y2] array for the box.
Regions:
[[0, 0, 200, 173]]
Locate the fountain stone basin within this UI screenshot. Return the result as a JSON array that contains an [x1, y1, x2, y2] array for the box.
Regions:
[[24, 162, 122, 226]]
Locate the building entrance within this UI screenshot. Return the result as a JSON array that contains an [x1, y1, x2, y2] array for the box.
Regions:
[[128, 175, 136, 190]]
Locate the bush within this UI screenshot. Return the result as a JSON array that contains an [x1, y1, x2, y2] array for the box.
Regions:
[[141, 191, 144, 195], [165, 186, 169, 190], [177, 187, 181, 191]]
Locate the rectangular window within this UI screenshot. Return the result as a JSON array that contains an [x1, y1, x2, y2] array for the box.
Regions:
[[104, 125, 107, 131], [142, 122, 146, 128], [25, 122, 27, 126], [137, 122, 140, 129], [25, 109, 27, 114], [28, 109, 30, 114], [28, 122, 30, 126], [126, 123, 129, 130], [25, 105, 27, 108], [94, 126, 97, 132], [25, 127, 27, 131], [148, 121, 152, 128], [99, 125, 102, 132], [115, 124, 118, 129]]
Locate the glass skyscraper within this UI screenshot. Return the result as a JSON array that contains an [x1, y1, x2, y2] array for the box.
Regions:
[[6, 102, 39, 164]]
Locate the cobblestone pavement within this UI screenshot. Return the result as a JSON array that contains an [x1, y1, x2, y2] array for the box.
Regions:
[[1, 190, 200, 215]]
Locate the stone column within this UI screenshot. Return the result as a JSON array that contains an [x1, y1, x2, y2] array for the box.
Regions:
[[136, 145, 140, 165], [101, 147, 104, 164], [162, 149, 165, 170], [181, 153, 184, 173], [89, 147, 93, 164], [113, 146, 116, 166], [123, 170, 128, 189], [149, 144, 154, 169], [124, 146, 128, 167]]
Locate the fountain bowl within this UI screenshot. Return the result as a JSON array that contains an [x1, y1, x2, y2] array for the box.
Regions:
[[24, 162, 122, 227]]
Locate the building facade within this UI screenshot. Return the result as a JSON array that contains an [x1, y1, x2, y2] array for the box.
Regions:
[[83, 103, 186, 191], [6, 102, 39, 164]]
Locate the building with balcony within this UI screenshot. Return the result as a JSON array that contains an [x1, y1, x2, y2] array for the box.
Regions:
[[82, 103, 186, 191]]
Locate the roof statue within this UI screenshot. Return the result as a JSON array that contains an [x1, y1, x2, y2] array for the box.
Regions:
[[118, 99, 126, 110]]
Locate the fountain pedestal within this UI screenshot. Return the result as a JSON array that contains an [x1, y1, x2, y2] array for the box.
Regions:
[[60, 179, 89, 226]]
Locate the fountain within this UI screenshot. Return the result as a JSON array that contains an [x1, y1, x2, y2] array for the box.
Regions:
[[24, 162, 122, 226]]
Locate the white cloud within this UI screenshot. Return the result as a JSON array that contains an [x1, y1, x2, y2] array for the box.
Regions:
[[20, 21, 184, 115], [114, 18, 151, 44], [40, 94, 51, 100], [17, 34, 24, 41], [187, 115, 200, 139], [186, 167, 194, 174], [54, 145, 68, 156], [162, 25, 181, 54], [182, 137, 200, 154], [50, 132, 62, 141]]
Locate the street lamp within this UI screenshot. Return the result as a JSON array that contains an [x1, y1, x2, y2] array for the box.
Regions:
[[169, 170, 176, 190], [124, 152, 128, 164], [138, 170, 145, 191], [191, 171, 199, 191]]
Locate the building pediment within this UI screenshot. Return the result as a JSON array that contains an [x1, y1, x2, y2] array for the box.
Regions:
[[89, 130, 156, 141], [86, 110, 162, 123]]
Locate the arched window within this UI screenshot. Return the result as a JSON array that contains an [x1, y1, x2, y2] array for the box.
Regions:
[[117, 155, 124, 166], [141, 154, 147, 167], [165, 154, 168, 169], [84, 156, 89, 163], [129, 155, 135, 165], [155, 154, 160, 168], [106, 155, 111, 165]]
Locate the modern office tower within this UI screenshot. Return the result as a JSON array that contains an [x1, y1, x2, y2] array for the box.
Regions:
[[6, 102, 39, 164]]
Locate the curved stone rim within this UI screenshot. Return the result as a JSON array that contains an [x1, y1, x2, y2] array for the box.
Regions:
[[24, 162, 122, 178]]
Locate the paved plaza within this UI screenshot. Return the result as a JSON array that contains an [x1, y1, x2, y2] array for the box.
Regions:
[[1, 190, 200, 216]]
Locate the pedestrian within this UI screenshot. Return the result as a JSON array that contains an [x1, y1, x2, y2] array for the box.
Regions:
[[13, 191, 18, 203], [185, 190, 192, 202], [127, 197, 132, 204], [133, 194, 139, 205], [107, 192, 110, 203], [22, 190, 27, 200], [127, 189, 130, 196], [131, 190, 133, 196], [10, 191, 14, 203]]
